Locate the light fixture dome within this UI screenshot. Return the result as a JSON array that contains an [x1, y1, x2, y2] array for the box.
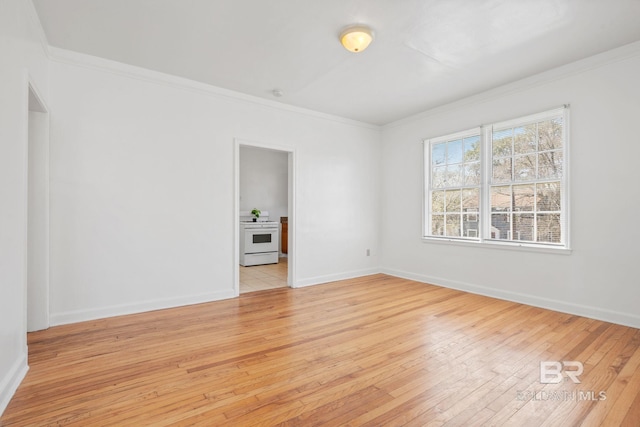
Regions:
[[340, 25, 373, 53]]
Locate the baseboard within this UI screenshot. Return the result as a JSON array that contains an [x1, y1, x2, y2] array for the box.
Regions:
[[381, 267, 640, 330], [294, 267, 381, 288], [50, 289, 236, 326], [0, 349, 28, 417]]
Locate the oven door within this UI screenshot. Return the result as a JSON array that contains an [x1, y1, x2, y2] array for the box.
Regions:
[[244, 228, 278, 254]]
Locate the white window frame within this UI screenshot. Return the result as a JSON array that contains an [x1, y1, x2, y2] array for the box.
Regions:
[[423, 106, 571, 254]]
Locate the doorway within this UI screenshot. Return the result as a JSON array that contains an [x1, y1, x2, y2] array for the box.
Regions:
[[234, 139, 295, 295], [26, 82, 50, 332]]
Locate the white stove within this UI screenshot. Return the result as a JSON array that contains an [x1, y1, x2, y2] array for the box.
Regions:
[[239, 212, 280, 266]]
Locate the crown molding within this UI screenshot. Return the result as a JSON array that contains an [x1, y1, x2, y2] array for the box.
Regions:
[[385, 40, 640, 129], [47, 47, 380, 132]]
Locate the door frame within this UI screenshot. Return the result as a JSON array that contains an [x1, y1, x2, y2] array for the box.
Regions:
[[233, 138, 297, 295]]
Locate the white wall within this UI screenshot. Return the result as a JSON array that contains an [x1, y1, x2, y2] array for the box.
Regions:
[[47, 49, 381, 324], [0, 0, 49, 415], [239, 146, 288, 225], [380, 42, 640, 328]]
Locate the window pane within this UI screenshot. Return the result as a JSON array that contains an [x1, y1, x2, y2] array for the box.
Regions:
[[491, 214, 511, 240], [432, 142, 446, 165], [447, 139, 463, 164], [464, 162, 481, 185], [463, 136, 480, 162], [537, 213, 561, 243], [463, 189, 479, 224], [513, 185, 535, 211], [492, 158, 512, 183], [538, 151, 563, 179], [431, 190, 445, 213], [537, 182, 561, 211], [493, 128, 513, 157], [431, 214, 444, 236], [514, 124, 537, 155], [513, 213, 534, 241], [463, 221, 479, 238], [446, 164, 463, 187], [514, 154, 536, 181], [445, 214, 461, 237], [445, 190, 461, 212], [538, 118, 563, 151], [491, 186, 511, 212], [462, 188, 479, 210], [464, 211, 478, 223], [432, 166, 446, 188]]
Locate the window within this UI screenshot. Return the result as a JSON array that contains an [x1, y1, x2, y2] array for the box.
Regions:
[[424, 107, 569, 250]]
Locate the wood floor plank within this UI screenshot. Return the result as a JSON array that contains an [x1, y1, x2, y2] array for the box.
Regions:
[[579, 341, 640, 426], [1, 274, 639, 426]]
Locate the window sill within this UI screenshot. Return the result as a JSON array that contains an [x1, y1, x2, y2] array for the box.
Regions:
[[421, 237, 572, 255]]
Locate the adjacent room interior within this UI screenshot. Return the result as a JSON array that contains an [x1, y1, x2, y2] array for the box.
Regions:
[[1, 0, 640, 425], [238, 144, 290, 294]]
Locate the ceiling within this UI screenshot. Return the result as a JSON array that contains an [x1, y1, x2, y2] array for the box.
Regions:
[[32, 0, 640, 125]]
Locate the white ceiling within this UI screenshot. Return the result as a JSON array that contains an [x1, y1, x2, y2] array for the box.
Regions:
[[32, 0, 640, 125]]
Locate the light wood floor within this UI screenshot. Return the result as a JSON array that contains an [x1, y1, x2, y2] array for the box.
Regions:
[[2, 274, 639, 426], [239, 257, 288, 293]]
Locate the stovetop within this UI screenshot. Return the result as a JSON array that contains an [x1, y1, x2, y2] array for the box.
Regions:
[[240, 220, 279, 227]]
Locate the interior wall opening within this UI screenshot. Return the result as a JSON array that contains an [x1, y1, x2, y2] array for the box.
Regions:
[[235, 141, 295, 294]]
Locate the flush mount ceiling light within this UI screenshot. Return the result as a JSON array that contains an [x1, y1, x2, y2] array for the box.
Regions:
[[339, 25, 373, 53]]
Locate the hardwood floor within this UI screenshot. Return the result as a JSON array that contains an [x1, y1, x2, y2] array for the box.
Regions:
[[2, 274, 639, 426]]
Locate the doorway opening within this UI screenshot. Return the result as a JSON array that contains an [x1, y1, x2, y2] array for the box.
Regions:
[[26, 81, 50, 332], [234, 139, 295, 295]]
